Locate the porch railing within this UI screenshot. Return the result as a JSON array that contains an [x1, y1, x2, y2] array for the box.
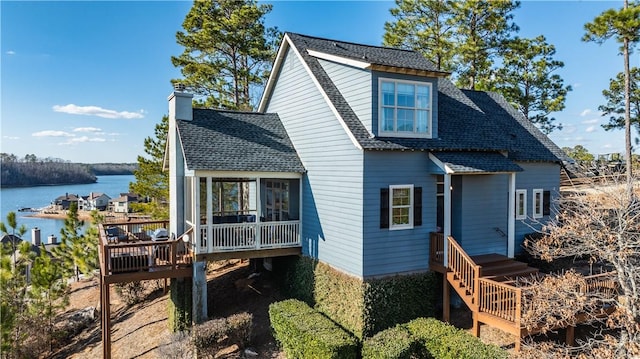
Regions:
[[429, 232, 445, 267], [98, 220, 193, 276], [478, 278, 522, 323], [193, 220, 301, 254], [448, 235, 482, 301]]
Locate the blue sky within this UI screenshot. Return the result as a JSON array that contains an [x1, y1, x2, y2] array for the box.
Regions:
[[1, 1, 636, 163]]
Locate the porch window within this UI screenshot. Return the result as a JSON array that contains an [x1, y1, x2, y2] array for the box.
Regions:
[[264, 180, 289, 221], [533, 189, 543, 218], [379, 78, 432, 138], [515, 189, 527, 220]]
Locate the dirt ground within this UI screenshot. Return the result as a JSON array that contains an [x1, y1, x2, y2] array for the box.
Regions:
[[52, 260, 285, 358]]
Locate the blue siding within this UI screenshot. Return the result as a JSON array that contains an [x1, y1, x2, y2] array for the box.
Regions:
[[318, 59, 373, 133], [514, 162, 561, 253], [371, 72, 439, 138], [452, 174, 510, 256], [362, 151, 436, 277], [265, 47, 365, 277]]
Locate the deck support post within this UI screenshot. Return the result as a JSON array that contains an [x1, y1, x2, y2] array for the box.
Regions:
[[471, 311, 480, 337], [514, 336, 521, 352], [443, 277, 450, 322], [101, 278, 111, 359], [192, 260, 208, 323], [566, 326, 575, 346]]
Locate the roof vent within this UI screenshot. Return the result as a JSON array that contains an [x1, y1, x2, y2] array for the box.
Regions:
[[174, 83, 186, 92]]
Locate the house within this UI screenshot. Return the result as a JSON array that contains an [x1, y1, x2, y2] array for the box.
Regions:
[[79, 192, 111, 211], [53, 193, 80, 210], [109, 193, 139, 213], [166, 33, 569, 338]]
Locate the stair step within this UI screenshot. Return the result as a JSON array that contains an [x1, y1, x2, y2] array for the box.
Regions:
[[484, 267, 539, 282], [481, 261, 529, 276], [471, 254, 512, 266]]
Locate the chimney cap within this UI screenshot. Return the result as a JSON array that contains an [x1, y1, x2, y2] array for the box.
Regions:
[[174, 83, 186, 92]]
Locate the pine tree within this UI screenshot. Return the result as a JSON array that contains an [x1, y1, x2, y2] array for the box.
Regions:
[[171, 0, 280, 110], [0, 211, 27, 267], [583, 0, 640, 180], [129, 115, 169, 218], [494, 36, 572, 134], [383, 0, 457, 72], [600, 68, 640, 137], [52, 203, 94, 281]]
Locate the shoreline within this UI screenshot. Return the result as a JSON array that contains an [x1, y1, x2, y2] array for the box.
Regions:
[[25, 210, 130, 223]]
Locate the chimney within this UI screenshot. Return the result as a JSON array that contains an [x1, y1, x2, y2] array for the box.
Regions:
[[48, 234, 57, 245], [32, 228, 41, 246], [168, 83, 193, 122]]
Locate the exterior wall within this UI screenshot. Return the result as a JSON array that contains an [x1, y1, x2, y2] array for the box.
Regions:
[[514, 162, 561, 253], [371, 72, 439, 138], [265, 47, 365, 277], [362, 151, 437, 277], [318, 58, 372, 133], [451, 174, 510, 257]]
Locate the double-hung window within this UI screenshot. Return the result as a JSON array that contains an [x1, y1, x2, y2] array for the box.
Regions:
[[515, 189, 527, 220], [379, 79, 432, 137], [533, 189, 543, 218], [380, 185, 422, 230]]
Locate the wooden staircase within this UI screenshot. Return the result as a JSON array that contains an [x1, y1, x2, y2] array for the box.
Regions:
[[429, 232, 618, 351]]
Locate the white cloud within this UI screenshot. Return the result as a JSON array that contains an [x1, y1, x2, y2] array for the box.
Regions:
[[561, 124, 577, 134], [585, 126, 596, 133], [582, 118, 599, 124], [2, 135, 19, 140], [73, 127, 102, 133], [32, 130, 74, 137], [602, 144, 614, 149], [60, 136, 107, 145], [580, 109, 592, 117], [52, 104, 144, 119], [6, 50, 15, 55]]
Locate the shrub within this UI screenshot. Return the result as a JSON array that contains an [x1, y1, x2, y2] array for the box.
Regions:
[[114, 281, 145, 305], [269, 299, 359, 359], [362, 324, 419, 359], [158, 331, 193, 358], [168, 278, 192, 332], [406, 317, 507, 359], [274, 256, 439, 339], [192, 312, 253, 357]]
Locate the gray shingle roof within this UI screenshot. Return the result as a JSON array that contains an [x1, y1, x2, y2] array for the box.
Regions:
[[285, 33, 564, 163], [177, 109, 305, 173], [431, 152, 523, 173]]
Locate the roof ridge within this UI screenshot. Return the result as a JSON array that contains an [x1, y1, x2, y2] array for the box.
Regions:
[[285, 31, 417, 54], [193, 108, 270, 116]]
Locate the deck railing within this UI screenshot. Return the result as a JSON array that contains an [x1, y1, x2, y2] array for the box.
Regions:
[[429, 232, 445, 267], [447, 235, 482, 300], [98, 220, 193, 276], [194, 220, 300, 254], [479, 278, 522, 323]]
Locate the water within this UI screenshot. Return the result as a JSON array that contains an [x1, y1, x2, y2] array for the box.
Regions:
[[0, 175, 135, 241]]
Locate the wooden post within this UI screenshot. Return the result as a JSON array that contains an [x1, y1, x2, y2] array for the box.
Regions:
[[566, 326, 575, 346], [515, 288, 522, 352], [101, 279, 111, 359], [443, 275, 450, 322], [472, 311, 480, 337]]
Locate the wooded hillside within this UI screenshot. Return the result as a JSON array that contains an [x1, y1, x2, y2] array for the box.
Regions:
[[0, 153, 136, 187]]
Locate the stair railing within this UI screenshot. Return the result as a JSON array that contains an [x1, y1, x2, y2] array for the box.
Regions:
[[447, 236, 482, 301]]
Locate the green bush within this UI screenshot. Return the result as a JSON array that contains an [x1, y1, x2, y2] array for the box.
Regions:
[[192, 312, 253, 357], [269, 299, 359, 359], [168, 278, 192, 332], [274, 256, 439, 339], [406, 318, 507, 359], [362, 324, 420, 359]]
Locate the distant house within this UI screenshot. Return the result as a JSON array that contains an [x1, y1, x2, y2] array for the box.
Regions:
[[53, 193, 80, 210], [80, 192, 111, 211], [109, 193, 139, 213]]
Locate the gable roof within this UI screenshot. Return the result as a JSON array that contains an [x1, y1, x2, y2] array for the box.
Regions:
[[260, 32, 564, 164], [177, 109, 305, 173]]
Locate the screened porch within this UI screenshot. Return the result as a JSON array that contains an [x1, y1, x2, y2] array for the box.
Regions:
[[184, 175, 302, 258]]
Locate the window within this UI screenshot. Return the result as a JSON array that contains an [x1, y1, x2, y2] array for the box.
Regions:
[[379, 79, 432, 137], [515, 189, 527, 220], [533, 189, 543, 218], [380, 185, 422, 230]]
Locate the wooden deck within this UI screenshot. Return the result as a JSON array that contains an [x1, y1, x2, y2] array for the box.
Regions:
[[429, 232, 618, 351]]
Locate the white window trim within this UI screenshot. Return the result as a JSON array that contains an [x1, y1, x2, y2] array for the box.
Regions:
[[378, 78, 433, 138], [389, 184, 414, 230], [533, 189, 543, 219], [516, 189, 527, 220]]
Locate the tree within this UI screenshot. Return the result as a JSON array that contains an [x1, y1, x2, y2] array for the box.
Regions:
[[583, 1, 640, 181], [451, 0, 520, 90], [52, 203, 95, 281], [0, 211, 27, 267], [600, 67, 640, 137], [562, 145, 595, 164], [383, 0, 457, 72], [495, 36, 571, 134], [171, 0, 279, 110], [524, 177, 640, 357], [130, 115, 170, 218]]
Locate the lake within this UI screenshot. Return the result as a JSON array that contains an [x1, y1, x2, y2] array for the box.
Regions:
[[0, 175, 135, 241]]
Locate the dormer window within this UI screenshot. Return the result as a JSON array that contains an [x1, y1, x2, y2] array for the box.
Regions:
[[379, 78, 432, 138]]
